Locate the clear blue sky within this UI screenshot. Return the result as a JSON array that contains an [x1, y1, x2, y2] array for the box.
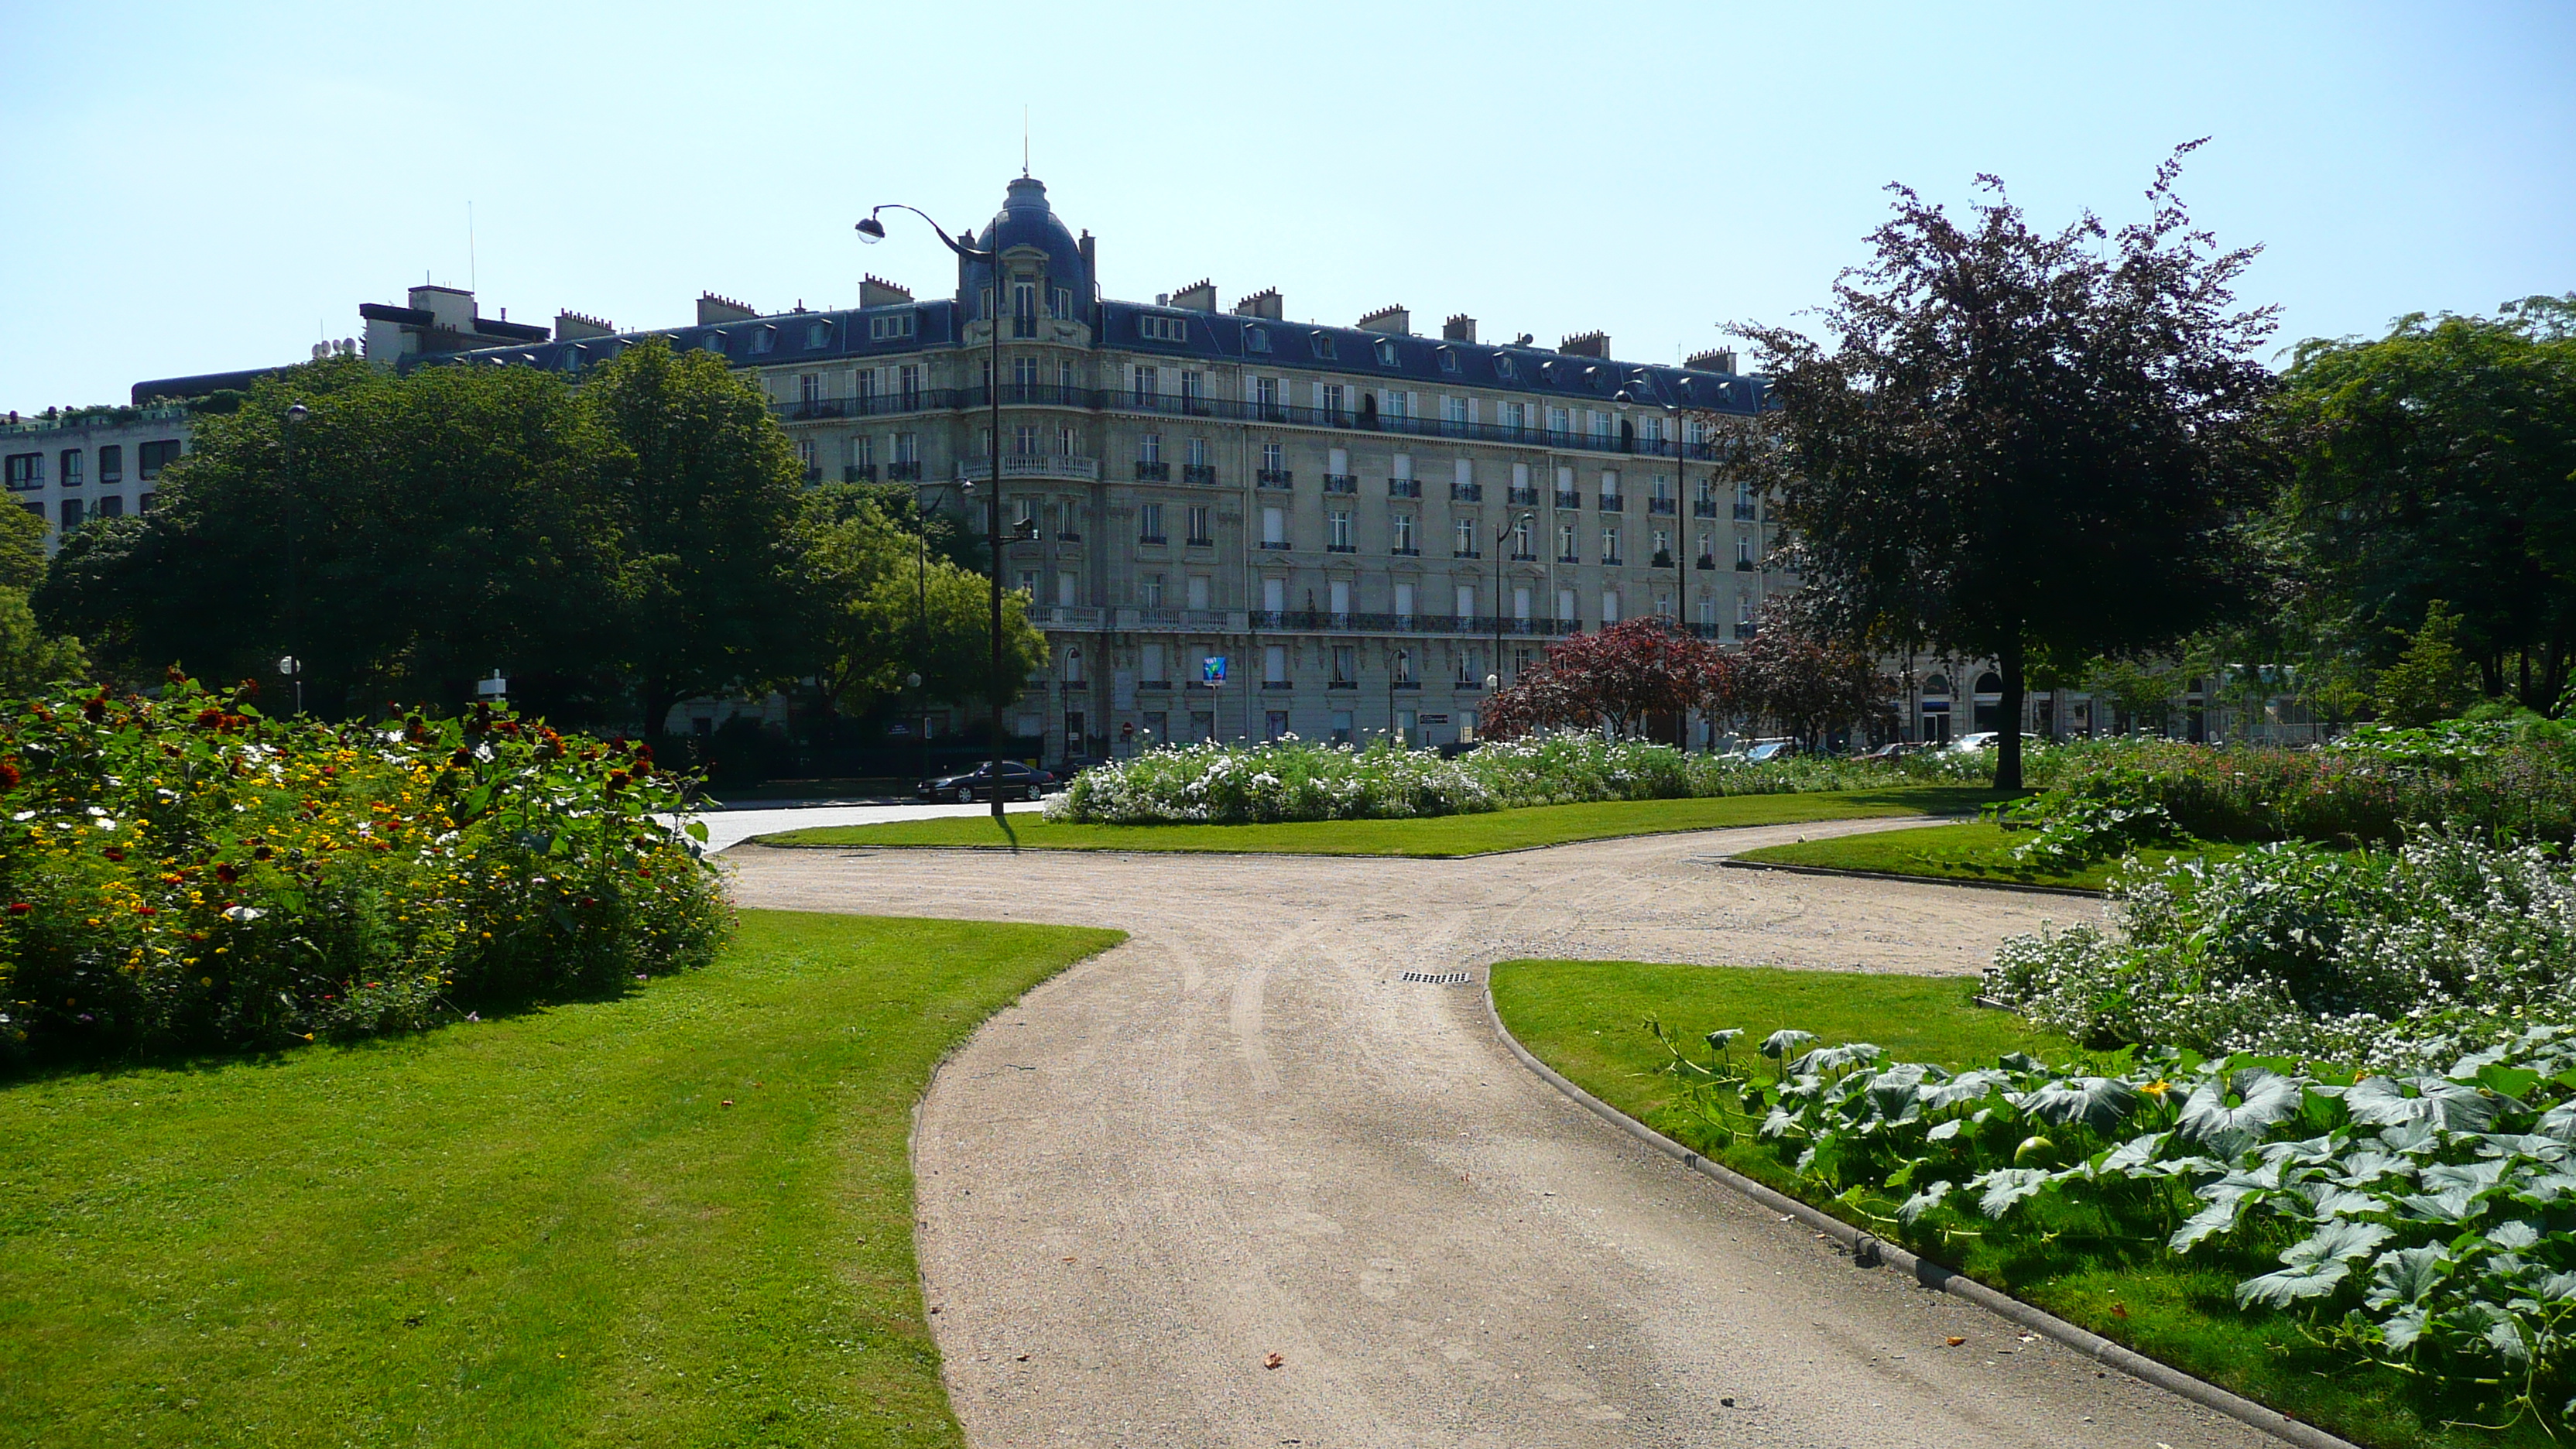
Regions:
[[3, 0, 2570, 415]]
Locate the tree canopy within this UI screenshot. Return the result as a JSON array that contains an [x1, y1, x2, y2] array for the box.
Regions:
[[1734, 144, 2276, 786], [2268, 294, 2576, 713]]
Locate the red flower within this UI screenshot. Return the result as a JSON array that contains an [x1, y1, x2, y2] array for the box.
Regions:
[[102, 848, 125, 862], [196, 709, 226, 728], [0, 761, 20, 790], [135, 906, 159, 916], [605, 771, 631, 791], [7, 903, 29, 915], [214, 863, 238, 885]]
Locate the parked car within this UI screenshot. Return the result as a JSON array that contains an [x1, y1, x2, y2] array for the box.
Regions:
[[916, 760, 1055, 803], [1855, 741, 1927, 762], [1947, 731, 2040, 754], [1742, 738, 1799, 764]]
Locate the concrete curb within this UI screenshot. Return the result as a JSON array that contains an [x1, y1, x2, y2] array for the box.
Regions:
[[738, 812, 1964, 862], [1477, 978, 2362, 1449], [1715, 855, 2105, 899]]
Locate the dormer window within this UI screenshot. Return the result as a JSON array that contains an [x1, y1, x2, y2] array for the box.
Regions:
[[750, 326, 777, 355], [1435, 347, 1460, 375], [1140, 314, 1188, 343], [868, 311, 916, 341], [702, 331, 728, 354], [1053, 287, 1072, 319], [807, 320, 832, 348], [1311, 332, 1336, 359], [1495, 355, 1518, 382], [1374, 337, 1398, 366], [1245, 324, 1271, 353]]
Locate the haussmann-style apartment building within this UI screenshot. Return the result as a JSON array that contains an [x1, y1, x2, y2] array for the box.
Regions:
[[413, 176, 1791, 759]]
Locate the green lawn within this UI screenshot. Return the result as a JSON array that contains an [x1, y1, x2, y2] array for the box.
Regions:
[[1489, 959, 2519, 1449], [754, 786, 2002, 858], [0, 909, 1123, 1448], [1731, 819, 2247, 890]]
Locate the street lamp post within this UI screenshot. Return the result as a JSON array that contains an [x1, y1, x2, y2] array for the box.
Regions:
[[906, 670, 925, 789], [859, 204, 1009, 826], [282, 401, 308, 715], [1492, 509, 1532, 726]]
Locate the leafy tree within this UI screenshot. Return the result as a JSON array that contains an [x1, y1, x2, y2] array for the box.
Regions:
[[1484, 618, 1717, 738], [36, 357, 624, 715], [1732, 145, 2277, 789], [1738, 603, 1893, 747], [584, 341, 808, 736], [2375, 601, 2479, 727], [2269, 295, 2576, 711], [792, 486, 1041, 714], [0, 499, 46, 592]]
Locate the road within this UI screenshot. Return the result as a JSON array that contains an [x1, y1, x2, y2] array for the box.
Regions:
[[726, 819, 2274, 1449]]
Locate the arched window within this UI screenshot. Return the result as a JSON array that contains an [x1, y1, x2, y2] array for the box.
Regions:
[[1063, 646, 1084, 683], [1394, 649, 1413, 683], [1923, 674, 1951, 696], [1975, 671, 2003, 694]]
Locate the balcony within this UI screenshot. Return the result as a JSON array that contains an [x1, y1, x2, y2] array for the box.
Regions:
[[1327, 542, 1357, 553], [1388, 478, 1422, 498], [1389, 546, 1420, 557], [1451, 481, 1483, 502], [1734, 502, 1758, 520], [1511, 550, 1539, 562], [1327, 680, 1358, 690], [886, 460, 923, 481], [1598, 495, 1625, 512], [1137, 679, 1172, 691], [1735, 558, 1755, 571], [1323, 474, 1358, 494], [955, 454, 1101, 483], [1056, 529, 1081, 542], [1693, 499, 1717, 518], [1454, 548, 1480, 560], [1507, 486, 1540, 506], [1392, 680, 1422, 691], [1553, 490, 1581, 509], [1454, 678, 1482, 690], [1139, 533, 1167, 546], [844, 463, 879, 482], [1603, 555, 1625, 567], [1259, 540, 1291, 550], [1648, 497, 1676, 516], [1249, 611, 1581, 637], [1039, 605, 1105, 629], [1261, 680, 1293, 691], [802, 467, 824, 485], [1135, 460, 1171, 481], [1557, 552, 1580, 564], [1735, 622, 1759, 639], [1186, 534, 1215, 547], [1651, 550, 1673, 568], [1696, 556, 1717, 570], [1256, 468, 1294, 488], [1182, 464, 1217, 485]]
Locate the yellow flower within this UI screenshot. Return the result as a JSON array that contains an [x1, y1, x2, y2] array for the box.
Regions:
[[2141, 1079, 2172, 1099]]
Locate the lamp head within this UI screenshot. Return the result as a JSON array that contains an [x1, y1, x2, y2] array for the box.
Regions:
[[285, 402, 308, 424], [1485, 672, 1500, 690], [855, 215, 887, 243], [905, 671, 922, 690]]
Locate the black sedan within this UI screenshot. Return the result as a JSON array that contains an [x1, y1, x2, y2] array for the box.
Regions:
[[916, 760, 1055, 803]]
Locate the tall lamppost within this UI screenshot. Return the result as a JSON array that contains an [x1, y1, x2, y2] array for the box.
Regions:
[[858, 204, 1009, 826], [1492, 508, 1532, 725], [282, 400, 308, 715]]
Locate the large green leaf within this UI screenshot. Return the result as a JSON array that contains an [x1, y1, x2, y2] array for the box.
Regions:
[[2365, 1245, 2453, 1309], [2235, 1257, 2351, 1309], [2345, 1075, 2499, 1132], [2019, 1075, 2142, 1133], [2177, 1068, 2303, 1158]]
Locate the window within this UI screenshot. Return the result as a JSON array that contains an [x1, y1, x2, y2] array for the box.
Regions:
[[1180, 369, 1202, 404], [1394, 649, 1413, 683], [1557, 522, 1577, 562], [750, 327, 776, 355], [1455, 584, 1477, 619], [1557, 587, 1577, 623], [1131, 365, 1158, 403], [1328, 509, 1355, 550], [1652, 528, 1670, 559], [1139, 433, 1162, 464], [1245, 324, 1270, 353], [1602, 590, 1621, 624], [1012, 283, 1038, 337], [1053, 287, 1071, 320], [1392, 453, 1413, 481], [807, 320, 832, 348], [4, 454, 39, 491], [1374, 337, 1398, 366], [851, 433, 875, 467], [1394, 582, 1416, 618], [1013, 497, 1039, 533], [97, 445, 122, 483], [1312, 332, 1337, 360], [97, 495, 122, 519], [1588, 411, 1611, 444], [59, 450, 82, 486], [1139, 314, 1187, 344], [1512, 517, 1532, 556], [1012, 356, 1040, 389], [1455, 518, 1475, 555], [1602, 527, 1621, 564], [1014, 424, 1041, 456], [1186, 505, 1213, 546], [1332, 647, 1358, 684], [1060, 359, 1081, 391], [1547, 406, 1570, 438], [1513, 585, 1532, 620], [1253, 376, 1281, 415], [1391, 512, 1416, 553], [1057, 572, 1077, 608], [1261, 441, 1283, 473], [138, 441, 183, 479], [1265, 645, 1287, 684], [893, 432, 918, 464], [868, 311, 917, 341], [1331, 709, 1354, 745], [1458, 646, 1479, 683], [1141, 574, 1165, 608], [898, 365, 923, 407], [1018, 570, 1039, 598], [1501, 401, 1526, 433], [1382, 389, 1410, 421], [1261, 506, 1285, 546], [1263, 575, 1286, 612], [1321, 382, 1346, 421], [1737, 535, 1755, 566], [1600, 469, 1620, 500], [1187, 574, 1211, 608], [1142, 642, 1167, 681], [60, 498, 84, 530], [1266, 710, 1289, 742], [1187, 436, 1208, 468], [796, 438, 817, 477], [1641, 415, 1665, 445], [1444, 396, 1470, 426], [1437, 348, 1461, 375], [1139, 502, 1165, 542], [1496, 355, 1519, 382]]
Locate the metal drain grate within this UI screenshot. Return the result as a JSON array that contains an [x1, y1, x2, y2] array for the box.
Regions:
[[1399, 971, 1474, 985]]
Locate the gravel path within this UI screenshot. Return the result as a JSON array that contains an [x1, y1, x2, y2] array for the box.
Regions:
[[728, 820, 2276, 1449]]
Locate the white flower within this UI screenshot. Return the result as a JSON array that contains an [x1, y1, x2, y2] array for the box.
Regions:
[[223, 906, 265, 923]]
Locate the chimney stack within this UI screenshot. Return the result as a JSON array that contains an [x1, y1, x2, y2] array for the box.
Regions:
[[1356, 305, 1411, 336], [555, 311, 616, 341], [860, 276, 914, 309], [1169, 279, 1216, 311], [1559, 331, 1609, 358], [697, 293, 756, 324], [1229, 287, 1283, 320], [1441, 313, 1477, 343], [1685, 347, 1740, 374]]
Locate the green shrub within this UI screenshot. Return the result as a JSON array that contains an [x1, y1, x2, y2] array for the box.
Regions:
[[0, 678, 728, 1064]]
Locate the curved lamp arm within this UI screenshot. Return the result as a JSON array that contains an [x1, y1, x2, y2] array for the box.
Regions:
[[856, 203, 997, 263]]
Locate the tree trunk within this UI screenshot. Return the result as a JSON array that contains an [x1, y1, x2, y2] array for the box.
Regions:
[[1995, 634, 2026, 793], [642, 679, 679, 743]]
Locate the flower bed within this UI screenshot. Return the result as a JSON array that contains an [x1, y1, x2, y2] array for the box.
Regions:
[[1985, 834, 2576, 1068], [0, 680, 728, 1063], [1043, 732, 1985, 826]]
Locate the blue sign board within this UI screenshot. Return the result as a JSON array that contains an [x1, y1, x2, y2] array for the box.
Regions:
[[1201, 655, 1228, 684]]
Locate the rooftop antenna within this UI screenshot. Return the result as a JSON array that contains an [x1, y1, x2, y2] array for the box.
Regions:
[[1022, 106, 1030, 177], [468, 200, 478, 294]]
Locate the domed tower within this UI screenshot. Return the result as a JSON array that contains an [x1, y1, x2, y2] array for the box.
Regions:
[[957, 176, 1094, 335]]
